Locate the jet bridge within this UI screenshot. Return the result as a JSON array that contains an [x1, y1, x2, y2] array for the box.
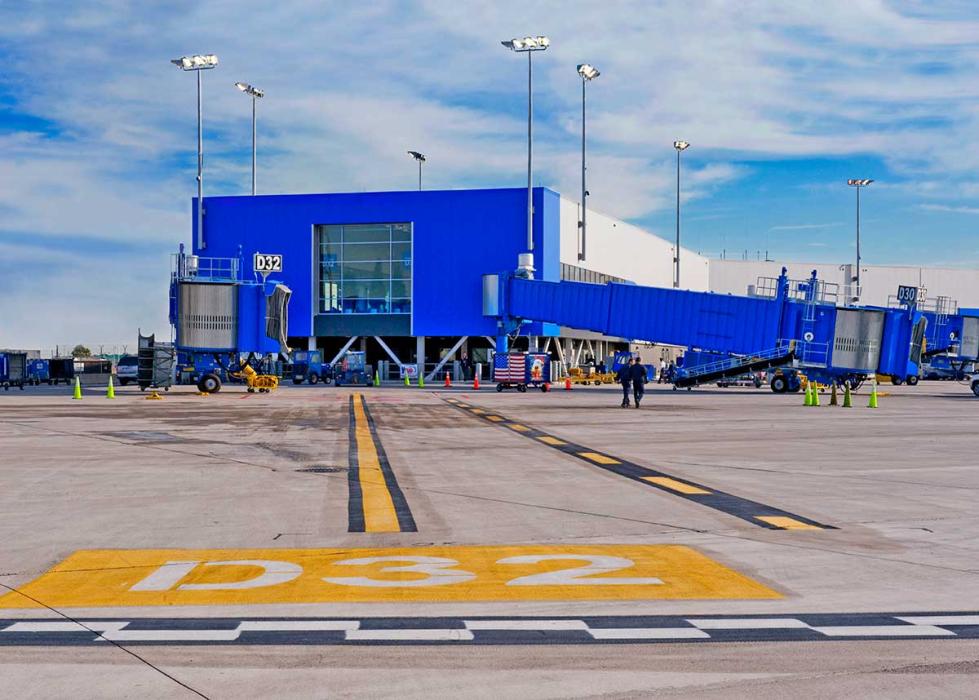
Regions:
[[486, 267, 925, 388]]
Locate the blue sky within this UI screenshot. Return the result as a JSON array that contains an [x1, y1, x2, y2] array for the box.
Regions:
[[2, 1, 979, 348]]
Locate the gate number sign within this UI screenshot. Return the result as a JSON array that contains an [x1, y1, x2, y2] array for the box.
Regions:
[[896, 285, 918, 304], [254, 253, 283, 273]]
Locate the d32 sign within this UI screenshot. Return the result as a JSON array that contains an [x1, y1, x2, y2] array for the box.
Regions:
[[254, 253, 283, 273]]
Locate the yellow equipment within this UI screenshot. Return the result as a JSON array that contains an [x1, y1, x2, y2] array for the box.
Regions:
[[235, 364, 279, 393], [567, 366, 616, 385]]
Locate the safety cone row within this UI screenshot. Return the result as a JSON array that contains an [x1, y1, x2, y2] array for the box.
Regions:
[[106, 375, 116, 399], [72, 376, 82, 400]]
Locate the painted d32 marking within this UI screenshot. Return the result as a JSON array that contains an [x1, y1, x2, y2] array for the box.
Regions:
[[0, 545, 779, 608]]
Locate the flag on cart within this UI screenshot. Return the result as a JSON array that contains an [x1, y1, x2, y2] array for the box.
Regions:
[[494, 353, 525, 382]]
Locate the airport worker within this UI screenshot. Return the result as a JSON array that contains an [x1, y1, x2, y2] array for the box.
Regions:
[[631, 356, 648, 408], [616, 357, 634, 408], [659, 358, 667, 383]]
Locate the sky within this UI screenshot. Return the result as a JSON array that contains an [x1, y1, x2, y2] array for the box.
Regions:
[[2, 1, 979, 349]]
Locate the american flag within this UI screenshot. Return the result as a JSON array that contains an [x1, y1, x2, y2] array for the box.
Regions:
[[494, 353, 525, 382]]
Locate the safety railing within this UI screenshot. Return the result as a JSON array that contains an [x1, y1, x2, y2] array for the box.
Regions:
[[779, 338, 830, 367], [679, 345, 790, 379], [755, 276, 839, 305], [171, 254, 240, 282]]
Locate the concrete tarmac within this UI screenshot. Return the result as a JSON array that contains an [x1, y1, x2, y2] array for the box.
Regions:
[[0, 380, 976, 697]]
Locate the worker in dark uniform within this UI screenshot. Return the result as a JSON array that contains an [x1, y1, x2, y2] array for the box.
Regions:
[[616, 357, 634, 407], [631, 356, 648, 408]]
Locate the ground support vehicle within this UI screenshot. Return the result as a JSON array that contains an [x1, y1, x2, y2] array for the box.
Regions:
[[333, 351, 370, 387], [26, 359, 48, 385], [169, 245, 291, 393], [971, 374, 979, 397], [235, 364, 279, 393], [46, 358, 75, 385], [287, 350, 332, 385], [0, 352, 27, 390], [493, 352, 551, 392], [567, 366, 615, 385]]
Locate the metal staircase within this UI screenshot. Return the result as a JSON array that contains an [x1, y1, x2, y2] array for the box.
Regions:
[[674, 345, 795, 388]]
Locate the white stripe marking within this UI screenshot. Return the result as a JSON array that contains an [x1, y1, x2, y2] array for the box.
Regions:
[[813, 625, 956, 637], [3, 622, 125, 634], [99, 629, 241, 642], [688, 618, 810, 630], [897, 616, 979, 626], [588, 628, 709, 640], [464, 620, 588, 631], [345, 629, 474, 641], [238, 621, 360, 632]]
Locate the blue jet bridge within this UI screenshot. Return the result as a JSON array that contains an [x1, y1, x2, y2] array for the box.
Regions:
[[168, 245, 292, 393], [485, 267, 926, 392]]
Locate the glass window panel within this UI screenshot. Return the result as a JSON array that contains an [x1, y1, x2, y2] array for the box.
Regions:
[[392, 223, 411, 241], [390, 299, 411, 314], [342, 280, 389, 299], [391, 241, 410, 260], [343, 243, 391, 262], [392, 260, 411, 279], [342, 260, 390, 280], [342, 224, 391, 243], [317, 224, 343, 243], [390, 279, 411, 297]]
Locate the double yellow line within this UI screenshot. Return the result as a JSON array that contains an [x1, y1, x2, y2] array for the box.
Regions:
[[348, 393, 416, 533]]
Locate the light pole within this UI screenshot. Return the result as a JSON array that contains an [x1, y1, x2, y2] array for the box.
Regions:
[[171, 54, 218, 250], [847, 178, 873, 302], [673, 140, 690, 288], [407, 151, 426, 190], [577, 63, 599, 261], [235, 82, 264, 196], [502, 35, 550, 273]]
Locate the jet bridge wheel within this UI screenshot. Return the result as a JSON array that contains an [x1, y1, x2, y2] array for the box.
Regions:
[[906, 375, 919, 386], [197, 373, 221, 394]]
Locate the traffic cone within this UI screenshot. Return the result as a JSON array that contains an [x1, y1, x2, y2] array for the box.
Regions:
[[565, 377, 572, 391], [418, 374, 425, 388], [373, 371, 380, 387], [404, 374, 410, 387], [72, 376, 82, 400], [803, 382, 812, 406], [830, 383, 838, 406], [843, 384, 853, 408], [473, 375, 480, 390], [813, 383, 821, 407], [868, 377, 879, 409], [106, 375, 116, 399], [444, 372, 451, 388]]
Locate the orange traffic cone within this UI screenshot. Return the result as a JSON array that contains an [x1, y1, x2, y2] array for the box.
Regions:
[[444, 372, 451, 388], [565, 377, 572, 390], [473, 375, 480, 390]]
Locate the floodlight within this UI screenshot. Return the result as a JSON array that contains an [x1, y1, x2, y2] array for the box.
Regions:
[[577, 64, 600, 80]]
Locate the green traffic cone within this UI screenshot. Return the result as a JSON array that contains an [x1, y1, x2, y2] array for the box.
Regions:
[[404, 374, 410, 386], [813, 383, 821, 407], [803, 382, 812, 406], [843, 384, 852, 408], [418, 374, 425, 388], [868, 378, 878, 408], [72, 376, 82, 400], [373, 371, 380, 387], [106, 375, 116, 399]]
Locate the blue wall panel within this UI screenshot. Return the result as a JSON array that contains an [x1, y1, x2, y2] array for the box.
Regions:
[[194, 188, 560, 338]]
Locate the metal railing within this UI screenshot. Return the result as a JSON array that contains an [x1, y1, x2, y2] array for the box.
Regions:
[[679, 345, 790, 379], [171, 254, 240, 282], [755, 276, 839, 305], [779, 338, 830, 367]]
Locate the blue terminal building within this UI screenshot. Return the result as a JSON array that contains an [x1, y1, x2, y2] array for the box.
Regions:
[[194, 186, 709, 373]]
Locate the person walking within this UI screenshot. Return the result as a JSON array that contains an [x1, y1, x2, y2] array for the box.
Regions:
[[658, 358, 667, 384], [631, 356, 648, 408], [616, 357, 633, 408]]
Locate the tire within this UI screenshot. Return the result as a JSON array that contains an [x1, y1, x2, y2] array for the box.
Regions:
[[309, 373, 320, 385], [496, 384, 504, 392], [323, 376, 333, 385], [906, 375, 919, 386], [198, 373, 221, 393], [541, 383, 550, 392], [293, 378, 303, 385], [517, 384, 527, 393], [890, 376, 903, 386], [972, 380, 979, 397], [770, 375, 788, 394]]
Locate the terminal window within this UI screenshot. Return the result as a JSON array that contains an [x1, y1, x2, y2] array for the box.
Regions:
[[316, 223, 411, 314]]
